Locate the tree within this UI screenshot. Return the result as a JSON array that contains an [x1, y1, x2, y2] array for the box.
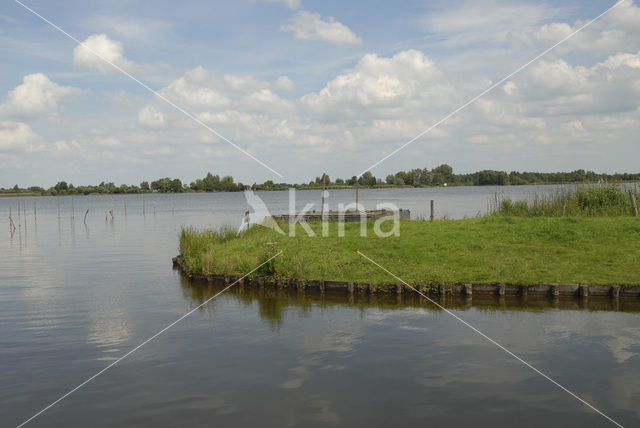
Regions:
[[359, 171, 376, 186], [170, 178, 183, 193], [54, 181, 68, 192], [140, 181, 150, 191], [433, 164, 453, 184]]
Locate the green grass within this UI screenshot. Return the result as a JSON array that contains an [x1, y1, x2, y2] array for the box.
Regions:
[[179, 217, 640, 286], [496, 184, 639, 217]]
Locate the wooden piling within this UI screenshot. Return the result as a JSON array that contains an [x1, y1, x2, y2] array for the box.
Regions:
[[630, 190, 638, 217], [321, 173, 326, 217], [463, 283, 472, 296], [579, 285, 589, 298], [430, 200, 434, 221], [355, 183, 359, 208]]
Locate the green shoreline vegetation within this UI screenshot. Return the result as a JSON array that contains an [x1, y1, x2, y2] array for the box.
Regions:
[[2, 165, 639, 195], [179, 185, 640, 287]]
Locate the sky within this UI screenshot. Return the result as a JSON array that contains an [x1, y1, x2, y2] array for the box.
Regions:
[[0, 0, 639, 187]]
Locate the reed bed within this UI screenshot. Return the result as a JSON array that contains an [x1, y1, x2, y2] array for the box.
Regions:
[[495, 184, 640, 217]]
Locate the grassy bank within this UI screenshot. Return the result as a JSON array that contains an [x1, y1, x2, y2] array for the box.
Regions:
[[179, 217, 640, 286]]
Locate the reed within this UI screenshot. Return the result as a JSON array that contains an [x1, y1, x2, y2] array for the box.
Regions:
[[179, 225, 238, 273], [495, 184, 640, 217]]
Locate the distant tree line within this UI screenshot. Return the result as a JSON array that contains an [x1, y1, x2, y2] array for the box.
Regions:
[[297, 166, 640, 188], [2, 166, 639, 195]]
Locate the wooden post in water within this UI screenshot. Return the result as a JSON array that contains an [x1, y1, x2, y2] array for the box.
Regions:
[[630, 190, 639, 217], [321, 173, 326, 217], [430, 200, 434, 221], [355, 183, 359, 209], [9, 207, 16, 232]]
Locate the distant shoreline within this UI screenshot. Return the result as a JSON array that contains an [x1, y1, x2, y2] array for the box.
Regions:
[[2, 179, 639, 198]]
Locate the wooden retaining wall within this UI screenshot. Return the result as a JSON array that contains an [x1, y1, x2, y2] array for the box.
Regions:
[[172, 256, 640, 299]]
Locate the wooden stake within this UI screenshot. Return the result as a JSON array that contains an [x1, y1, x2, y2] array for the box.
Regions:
[[84, 209, 89, 225], [430, 200, 434, 221], [630, 190, 639, 217], [355, 183, 359, 209], [321, 173, 326, 217]]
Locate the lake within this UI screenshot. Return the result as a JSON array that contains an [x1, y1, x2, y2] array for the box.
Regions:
[[1, 186, 639, 427]]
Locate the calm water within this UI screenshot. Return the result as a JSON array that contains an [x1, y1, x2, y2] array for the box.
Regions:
[[1, 186, 639, 427]]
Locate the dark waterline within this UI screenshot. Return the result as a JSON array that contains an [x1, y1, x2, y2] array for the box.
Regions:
[[1, 187, 639, 427]]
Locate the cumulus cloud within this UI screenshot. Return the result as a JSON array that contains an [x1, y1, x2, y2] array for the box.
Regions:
[[501, 53, 640, 116], [275, 76, 295, 92], [281, 11, 362, 45], [301, 50, 447, 120], [138, 105, 166, 128], [0, 121, 42, 151], [159, 66, 230, 108], [223, 74, 270, 93], [1, 73, 80, 117], [516, 0, 640, 54], [73, 34, 152, 74], [129, 44, 639, 175]]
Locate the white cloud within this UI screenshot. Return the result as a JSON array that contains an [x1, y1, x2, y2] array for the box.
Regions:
[[1, 73, 80, 117], [53, 140, 82, 152], [159, 66, 230, 109], [281, 11, 362, 45], [138, 105, 166, 128], [275, 75, 295, 92], [517, 0, 640, 54], [0, 121, 42, 151], [264, 0, 300, 10], [243, 88, 295, 113], [223, 74, 270, 93], [301, 50, 448, 120], [73, 34, 152, 74]]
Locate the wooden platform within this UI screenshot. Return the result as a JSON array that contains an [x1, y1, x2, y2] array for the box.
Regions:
[[275, 209, 410, 223]]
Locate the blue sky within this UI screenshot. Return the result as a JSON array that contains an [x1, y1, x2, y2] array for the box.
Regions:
[[1, 0, 639, 187]]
